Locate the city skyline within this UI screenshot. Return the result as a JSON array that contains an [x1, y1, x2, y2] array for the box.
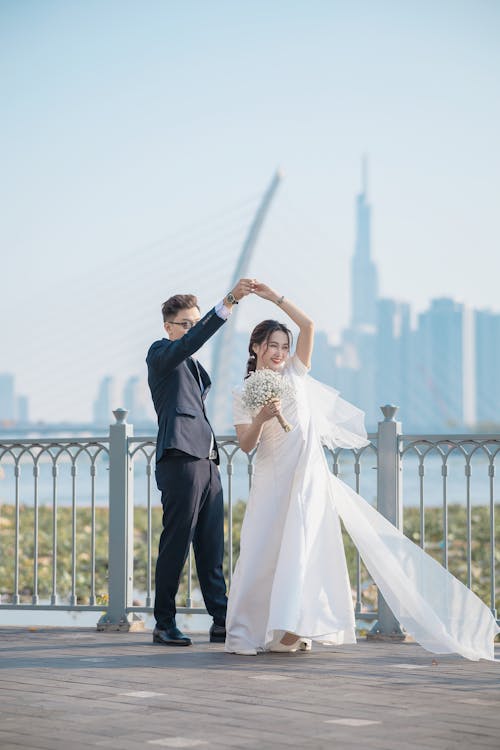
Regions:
[[2, 286, 497, 431], [315, 173, 496, 432], [1, 1, 499, 422], [2, 158, 499, 433]]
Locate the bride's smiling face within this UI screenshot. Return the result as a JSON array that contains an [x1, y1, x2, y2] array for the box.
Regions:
[[253, 331, 290, 371]]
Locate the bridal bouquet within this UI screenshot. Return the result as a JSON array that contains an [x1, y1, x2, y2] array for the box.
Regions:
[[241, 368, 294, 432]]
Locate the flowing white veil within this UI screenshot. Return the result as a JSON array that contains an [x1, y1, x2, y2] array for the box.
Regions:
[[303, 373, 499, 661], [305, 375, 370, 450]]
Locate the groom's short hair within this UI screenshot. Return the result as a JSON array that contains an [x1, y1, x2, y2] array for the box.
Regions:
[[162, 294, 200, 322]]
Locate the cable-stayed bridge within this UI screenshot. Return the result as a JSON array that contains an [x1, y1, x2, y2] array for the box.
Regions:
[[209, 169, 283, 431], [6, 171, 292, 426]]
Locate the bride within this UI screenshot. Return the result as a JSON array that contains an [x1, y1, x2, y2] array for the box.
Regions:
[[225, 282, 499, 660]]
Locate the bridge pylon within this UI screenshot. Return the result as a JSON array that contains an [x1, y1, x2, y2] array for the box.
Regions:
[[208, 169, 283, 431]]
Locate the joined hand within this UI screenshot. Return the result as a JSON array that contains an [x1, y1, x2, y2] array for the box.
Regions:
[[231, 278, 256, 301], [252, 282, 279, 301]]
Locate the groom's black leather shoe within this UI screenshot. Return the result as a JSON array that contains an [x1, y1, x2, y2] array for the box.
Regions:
[[153, 625, 192, 647], [209, 622, 226, 643]]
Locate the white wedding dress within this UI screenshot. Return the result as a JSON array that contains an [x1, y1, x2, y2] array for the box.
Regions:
[[225, 355, 499, 660]]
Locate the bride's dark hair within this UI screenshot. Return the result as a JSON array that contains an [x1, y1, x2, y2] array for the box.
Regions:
[[245, 320, 293, 377]]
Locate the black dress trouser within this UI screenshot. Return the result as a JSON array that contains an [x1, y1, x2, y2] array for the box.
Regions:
[[154, 453, 227, 628]]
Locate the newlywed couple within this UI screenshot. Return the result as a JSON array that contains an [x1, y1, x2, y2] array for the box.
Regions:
[[146, 279, 499, 661]]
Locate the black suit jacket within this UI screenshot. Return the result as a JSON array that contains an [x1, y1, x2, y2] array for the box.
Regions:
[[146, 307, 226, 463]]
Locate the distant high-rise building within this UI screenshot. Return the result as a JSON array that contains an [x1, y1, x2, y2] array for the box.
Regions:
[[412, 298, 467, 430], [337, 158, 380, 427], [93, 376, 115, 425], [350, 157, 378, 330], [0, 373, 16, 422], [333, 161, 495, 433], [350, 328, 378, 428], [376, 298, 411, 418], [123, 376, 148, 423], [310, 331, 337, 387], [475, 309, 500, 426], [16, 395, 29, 424], [462, 306, 476, 427]]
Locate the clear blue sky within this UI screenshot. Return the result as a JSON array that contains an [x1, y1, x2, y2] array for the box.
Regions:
[[1, 0, 499, 421]]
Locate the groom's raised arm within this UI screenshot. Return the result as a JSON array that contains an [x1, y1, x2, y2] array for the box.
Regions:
[[147, 305, 226, 375], [147, 279, 255, 376]]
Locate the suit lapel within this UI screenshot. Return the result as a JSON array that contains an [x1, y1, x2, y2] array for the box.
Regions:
[[186, 357, 201, 389], [186, 357, 212, 400], [197, 361, 211, 396]]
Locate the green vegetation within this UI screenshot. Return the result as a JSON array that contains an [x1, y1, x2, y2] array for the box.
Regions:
[[0, 502, 498, 615]]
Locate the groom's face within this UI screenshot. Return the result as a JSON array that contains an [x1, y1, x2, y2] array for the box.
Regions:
[[164, 307, 201, 341]]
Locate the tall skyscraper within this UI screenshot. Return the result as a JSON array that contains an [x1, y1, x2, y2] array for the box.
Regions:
[[337, 158, 380, 427], [376, 298, 411, 416], [412, 298, 466, 430], [334, 161, 494, 432], [350, 157, 378, 330]]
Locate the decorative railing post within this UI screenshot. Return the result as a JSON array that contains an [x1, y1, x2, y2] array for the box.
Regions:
[[97, 409, 144, 631], [368, 404, 405, 641]]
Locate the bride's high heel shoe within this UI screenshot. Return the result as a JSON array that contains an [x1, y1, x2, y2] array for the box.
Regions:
[[269, 640, 300, 652], [269, 632, 302, 652]]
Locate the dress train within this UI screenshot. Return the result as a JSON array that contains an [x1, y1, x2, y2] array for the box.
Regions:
[[225, 359, 499, 661], [327, 464, 499, 661]]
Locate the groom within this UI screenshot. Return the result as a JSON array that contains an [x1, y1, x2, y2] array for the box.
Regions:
[[146, 279, 254, 646]]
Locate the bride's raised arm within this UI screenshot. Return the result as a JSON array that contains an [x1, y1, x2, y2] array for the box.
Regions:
[[252, 283, 314, 368]]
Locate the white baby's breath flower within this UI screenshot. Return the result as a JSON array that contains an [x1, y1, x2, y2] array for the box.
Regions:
[[241, 369, 294, 431]]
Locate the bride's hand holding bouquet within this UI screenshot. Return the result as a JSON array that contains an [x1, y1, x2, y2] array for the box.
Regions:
[[241, 368, 293, 432]]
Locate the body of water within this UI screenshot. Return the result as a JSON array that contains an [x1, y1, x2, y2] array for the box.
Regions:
[[0, 430, 498, 509], [0, 449, 497, 509]]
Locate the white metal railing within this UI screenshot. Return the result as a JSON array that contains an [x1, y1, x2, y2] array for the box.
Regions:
[[0, 406, 498, 632], [400, 434, 499, 618], [0, 437, 109, 612]]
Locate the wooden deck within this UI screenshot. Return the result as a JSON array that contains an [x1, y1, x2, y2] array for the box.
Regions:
[[0, 627, 499, 749]]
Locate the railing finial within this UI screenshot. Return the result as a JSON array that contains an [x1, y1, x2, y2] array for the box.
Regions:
[[112, 408, 128, 424], [381, 404, 398, 422]]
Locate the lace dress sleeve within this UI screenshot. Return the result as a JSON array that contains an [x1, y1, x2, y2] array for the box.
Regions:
[[232, 387, 253, 426]]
